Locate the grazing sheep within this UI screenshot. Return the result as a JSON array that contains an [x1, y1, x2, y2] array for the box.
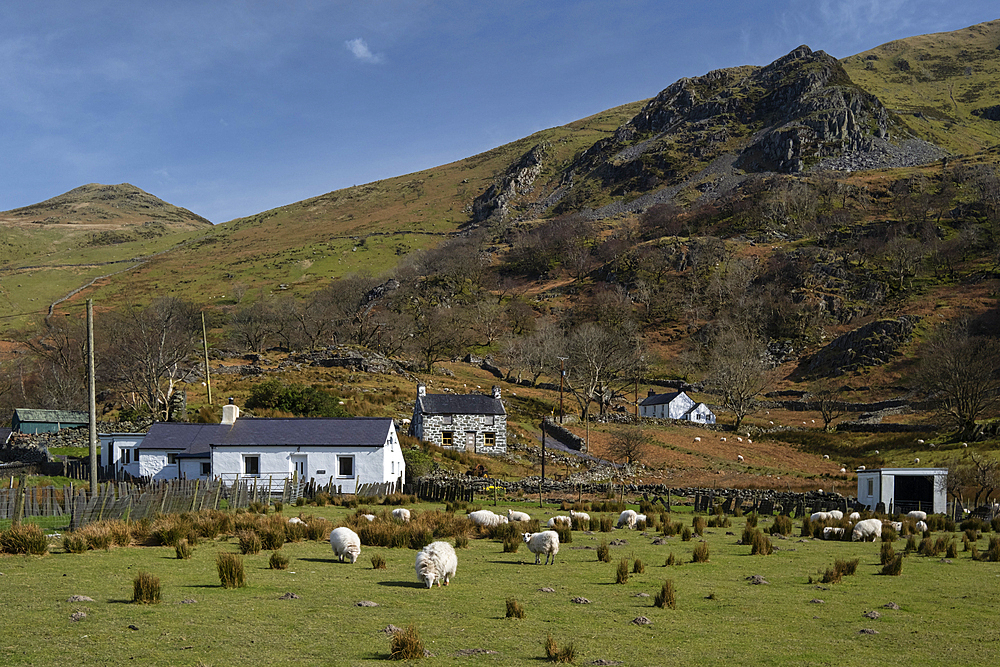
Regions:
[[507, 509, 531, 523], [913, 458, 920, 465], [392, 508, 411, 523], [362, 514, 376, 522], [720, 437, 727, 442], [737, 454, 744, 463], [329, 526, 361, 564], [547, 515, 572, 528], [915, 520, 929, 532], [288, 517, 306, 525], [822, 454, 830, 460], [858, 465, 866, 471], [747, 439, 752, 444], [694, 437, 701, 442], [906, 511, 927, 522], [828, 510, 844, 521], [569, 510, 591, 523], [840, 468, 847, 473], [822, 526, 845, 540], [523, 531, 560, 565], [737, 437, 743, 443], [811, 511, 831, 522], [415, 541, 458, 588], [468, 510, 508, 528], [617, 509, 638, 529], [849, 512, 861, 522], [852, 518, 883, 542], [916, 439, 925, 444], [888, 521, 903, 532], [874, 450, 879, 455]]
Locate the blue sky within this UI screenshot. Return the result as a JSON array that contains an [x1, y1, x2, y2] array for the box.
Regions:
[[1, 1, 996, 223]]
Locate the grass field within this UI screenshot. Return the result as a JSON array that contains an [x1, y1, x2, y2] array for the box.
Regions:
[[2, 501, 999, 666]]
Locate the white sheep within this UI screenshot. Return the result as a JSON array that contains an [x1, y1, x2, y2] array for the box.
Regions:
[[828, 510, 844, 521], [913, 458, 920, 464], [469, 509, 508, 528], [362, 514, 376, 522], [737, 437, 743, 443], [288, 517, 307, 526], [848, 512, 861, 521], [888, 521, 903, 532], [635, 513, 648, 526], [858, 465, 866, 471], [694, 437, 701, 442], [747, 439, 752, 444], [507, 509, 531, 523], [874, 450, 879, 455], [916, 439, 925, 444], [547, 515, 572, 528], [720, 437, 727, 442], [852, 518, 882, 542], [523, 531, 560, 565], [329, 526, 361, 564], [617, 509, 638, 529], [737, 454, 744, 462], [840, 468, 847, 473], [810, 511, 830, 522], [415, 541, 457, 588], [569, 510, 591, 524], [915, 520, 929, 533], [392, 508, 411, 523], [822, 526, 845, 540], [823, 454, 830, 460], [906, 510, 927, 522]]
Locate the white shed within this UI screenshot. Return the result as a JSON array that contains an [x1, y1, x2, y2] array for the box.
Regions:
[[99, 432, 146, 478], [856, 467, 948, 515]]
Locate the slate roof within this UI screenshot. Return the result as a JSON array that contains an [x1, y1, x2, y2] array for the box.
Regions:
[[138, 418, 394, 458], [416, 393, 505, 416], [13, 408, 89, 424], [0, 428, 11, 444], [638, 392, 683, 407]]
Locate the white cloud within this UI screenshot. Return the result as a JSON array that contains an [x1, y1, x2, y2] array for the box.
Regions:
[[345, 37, 383, 63]]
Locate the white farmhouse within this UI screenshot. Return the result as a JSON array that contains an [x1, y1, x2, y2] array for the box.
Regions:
[[100, 431, 147, 478], [133, 402, 404, 492], [410, 383, 507, 454], [639, 390, 716, 424]]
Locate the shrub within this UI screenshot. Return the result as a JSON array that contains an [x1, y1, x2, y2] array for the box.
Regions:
[[506, 598, 525, 619], [820, 566, 842, 584], [284, 521, 307, 543], [247, 501, 267, 514], [175, 538, 193, 560], [750, 530, 773, 556], [905, 535, 918, 553], [769, 515, 793, 536], [961, 517, 988, 532], [295, 496, 307, 507], [260, 525, 286, 551], [964, 528, 979, 545], [63, 532, 88, 554], [269, 551, 290, 570], [305, 517, 333, 542], [110, 521, 132, 547], [660, 520, 676, 537], [0, 523, 49, 555], [217, 552, 247, 589], [455, 535, 469, 549], [800, 517, 815, 538], [616, 558, 630, 584], [544, 635, 574, 664], [881, 554, 903, 576], [665, 552, 676, 567], [132, 571, 161, 604], [503, 534, 521, 553], [836, 558, 859, 576], [681, 527, 692, 541], [692, 541, 710, 563], [633, 557, 645, 574], [371, 553, 387, 569], [597, 541, 611, 563], [273, 501, 283, 514], [987, 536, 1000, 563], [692, 516, 706, 535], [918, 537, 936, 557], [946, 540, 958, 559], [881, 526, 898, 542], [741, 524, 756, 545], [314, 492, 330, 507], [554, 524, 572, 544], [880, 541, 896, 566], [390, 625, 424, 661], [745, 512, 759, 528], [654, 579, 676, 609], [237, 530, 262, 555]]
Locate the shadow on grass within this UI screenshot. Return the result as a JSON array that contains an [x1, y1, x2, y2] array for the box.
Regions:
[[376, 580, 430, 588]]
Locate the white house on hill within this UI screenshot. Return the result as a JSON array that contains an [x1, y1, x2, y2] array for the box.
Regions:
[[132, 403, 404, 492], [639, 390, 716, 424]]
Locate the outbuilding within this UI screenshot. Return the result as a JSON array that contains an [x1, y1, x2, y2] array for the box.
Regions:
[[12, 408, 88, 434], [856, 467, 948, 515]]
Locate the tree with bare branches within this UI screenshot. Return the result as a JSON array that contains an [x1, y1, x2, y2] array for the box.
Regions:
[[706, 329, 772, 431]]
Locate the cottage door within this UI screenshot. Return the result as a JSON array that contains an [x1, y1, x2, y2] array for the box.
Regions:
[[292, 454, 307, 481], [466, 431, 476, 453]]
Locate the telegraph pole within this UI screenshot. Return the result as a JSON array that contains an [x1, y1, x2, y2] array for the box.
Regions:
[[202, 311, 212, 405], [557, 356, 568, 423], [87, 299, 98, 491]]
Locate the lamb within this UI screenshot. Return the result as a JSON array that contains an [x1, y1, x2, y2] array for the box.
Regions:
[[288, 517, 306, 526], [906, 510, 927, 522], [507, 509, 531, 523], [915, 520, 929, 533], [329, 526, 361, 563], [391, 508, 411, 523], [888, 521, 903, 532], [827, 510, 844, 521], [415, 541, 458, 588], [522, 531, 560, 565], [810, 511, 831, 522], [617, 509, 638, 529], [848, 512, 861, 522], [569, 510, 591, 523], [547, 515, 572, 528], [822, 526, 845, 540], [694, 437, 701, 442], [852, 518, 883, 542], [913, 458, 920, 464], [468, 509, 508, 528]]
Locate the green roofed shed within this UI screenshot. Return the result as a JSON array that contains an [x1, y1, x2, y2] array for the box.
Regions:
[[12, 408, 89, 434]]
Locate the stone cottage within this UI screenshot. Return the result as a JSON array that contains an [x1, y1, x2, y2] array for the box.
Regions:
[[410, 384, 507, 455]]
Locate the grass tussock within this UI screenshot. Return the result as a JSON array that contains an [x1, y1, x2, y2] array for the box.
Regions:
[[269, 551, 290, 570], [0, 523, 49, 555], [750, 530, 773, 555], [175, 538, 193, 560], [216, 552, 247, 589], [597, 541, 611, 563], [665, 552, 676, 567], [880, 541, 896, 565], [654, 579, 676, 609], [371, 553, 387, 569], [544, 635, 575, 663], [881, 554, 904, 576], [633, 557, 645, 574], [692, 516, 706, 535], [506, 598, 526, 619], [822, 557, 860, 583], [692, 541, 710, 563], [237, 530, 262, 555], [616, 558, 630, 584], [390, 625, 424, 660], [503, 534, 521, 553], [769, 515, 793, 536], [132, 571, 160, 604]]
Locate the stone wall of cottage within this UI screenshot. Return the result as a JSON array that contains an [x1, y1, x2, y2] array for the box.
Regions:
[[420, 413, 507, 455]]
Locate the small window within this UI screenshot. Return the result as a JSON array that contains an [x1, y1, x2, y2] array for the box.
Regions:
[[123, 449, 131, 465], [338, 456, 354, 478], [442, 431, 454, 446], [483, 415, 494, 426], [200, 462, 211, 476], [244, 456, 260, 476], [441, 415, 453, 425], [167, 453, 178, 465], [484, 432, 496, 447], [867, 479, 874, 495]]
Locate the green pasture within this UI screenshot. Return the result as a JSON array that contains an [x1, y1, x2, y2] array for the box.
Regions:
[[1, 502, 999, 666]]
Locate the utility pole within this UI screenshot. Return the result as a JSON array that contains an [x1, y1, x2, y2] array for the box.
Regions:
[[557, 356, 568, 424], [87, 299, 98, 491], [202, 311, 212, 405], [540, 420, 546, 484]]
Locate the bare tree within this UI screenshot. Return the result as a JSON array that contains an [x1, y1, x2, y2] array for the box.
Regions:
[[918, 322, 1000, 439], [23, 317, 88, 409], [607, 426, 648, 465], [706, 329, 771, 431], [948, 452, 1000, 507], [407, 305, 472, 372], [811, 380, 848, 432], [228, 296, 276, 353], [563, 322, 646, 418]]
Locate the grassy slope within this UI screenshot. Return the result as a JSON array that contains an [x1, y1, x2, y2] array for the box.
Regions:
[[2, 504, 998, 666]]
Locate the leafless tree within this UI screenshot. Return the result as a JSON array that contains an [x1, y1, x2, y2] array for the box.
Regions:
[[563, 322, 646, 418], [811, 380, 847, 432], [607, 426, 648, 465], [407, 305, 472, 372], [948, 452, 1000, 507], [228, 296, 276, 353], [883, 234, 923, 290], [705, 329, 772, 431], [23, 317, 88, 409]]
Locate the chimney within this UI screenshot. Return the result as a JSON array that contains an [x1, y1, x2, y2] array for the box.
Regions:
[[492, 385, 501, 399], [648, 389, 656, 398], [222, 398, 239, 425], [417, 383, 426, 397]]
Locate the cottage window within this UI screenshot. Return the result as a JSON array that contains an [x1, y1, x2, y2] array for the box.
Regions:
[[200, 462, 211, 476], [167, 453, 178, 465], [442, 431, 454, 446], [123, 449, 131, 465], [484, 432, 496, 447], [244, 456, 260, 477], [483, 415, 494, 426], [441, 415, 453, 425], [338, 456, 355, 478]]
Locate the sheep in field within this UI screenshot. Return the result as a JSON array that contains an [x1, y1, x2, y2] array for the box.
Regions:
[[507, 509, 531, 523], [415, 541, 457, 588], [391, 508, 411, 523], [617, 509, 638, 529], [823, 526, 845, 540], [547, 515, 572, 528], [888, 521, 903, 532], [737, 454, 744, 463], [523, 531, 560, 565], [849, 512, 861, 521], [810, 511, 831, 522], [852, 518, 882, 542], [468, 509, 508, 528], [907, 510, 927, 522], [288, 517, 307, 526], [635, 513, 648, 526], [827, 510, 844, 521], [329, 526, 361, 563], [362, 514, 376, 522], [915, 520, 929, 533], [569, 510, 591, 524]]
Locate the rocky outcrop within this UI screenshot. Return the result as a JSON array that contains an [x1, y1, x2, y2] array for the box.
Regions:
[[801, 316, 919, 377], [972, 105, 1000, 122], [472, 143, 547, 223]]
